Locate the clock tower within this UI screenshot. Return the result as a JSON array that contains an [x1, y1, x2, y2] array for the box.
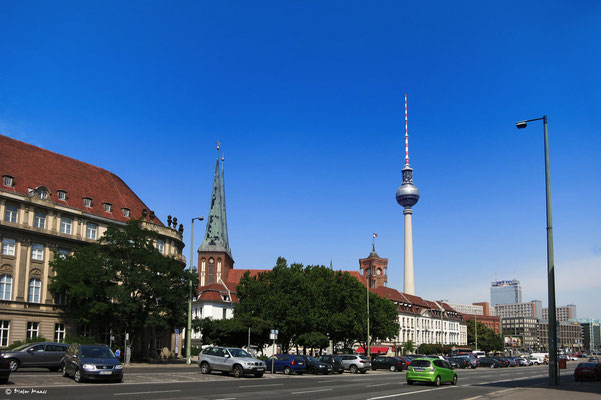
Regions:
[[359, 245, 388, 289]]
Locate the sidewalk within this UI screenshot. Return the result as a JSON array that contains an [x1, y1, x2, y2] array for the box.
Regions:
[[123, 356, 199, 367], [493, 381, 601, 400]]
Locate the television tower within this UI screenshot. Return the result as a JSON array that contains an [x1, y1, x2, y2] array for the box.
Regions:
[[395, 94, 420, 295]]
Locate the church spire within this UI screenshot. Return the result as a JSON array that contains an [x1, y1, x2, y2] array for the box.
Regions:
[[199, 143, 232, 258]]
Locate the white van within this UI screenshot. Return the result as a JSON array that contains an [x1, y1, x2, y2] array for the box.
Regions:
[[529, 353, 548, 365], [472, 351, 486, 358]]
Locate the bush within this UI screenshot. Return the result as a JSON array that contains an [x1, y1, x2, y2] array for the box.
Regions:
[[191, 347, 202, 356], [64, 335, 99, 345], [8, 337, 49, 349]]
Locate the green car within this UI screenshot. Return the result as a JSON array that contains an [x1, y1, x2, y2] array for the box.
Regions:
[[406, 358, 458, 386]]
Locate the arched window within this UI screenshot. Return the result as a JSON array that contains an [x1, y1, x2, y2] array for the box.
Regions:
[[0, 275, 12, 300], [28, 278, 42, 303], [208, 258, 215, 284]]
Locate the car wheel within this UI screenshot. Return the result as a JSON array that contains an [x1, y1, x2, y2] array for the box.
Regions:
[[8, 359, 19, 372], [390, 365, 396, 372], [349, 365, 358, 374], [309, 366, 316, 374], [434, 375, 441, 386], [407, 380, 414, 385], [61, 364, 69, 377], [283, 366, 291, 375], [200, 362, 211, 374], [451, 375, 458, 385], [74, 369, 83, 383], [233, 365, 243, 378]]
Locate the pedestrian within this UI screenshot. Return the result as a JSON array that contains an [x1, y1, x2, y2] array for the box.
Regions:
[[115, 348, 121, 360]]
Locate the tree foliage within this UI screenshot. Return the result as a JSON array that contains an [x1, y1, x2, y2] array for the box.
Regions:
[[233, 257, 399, 352], [50, 219, 195, 355], [466, 319, 504, 352]]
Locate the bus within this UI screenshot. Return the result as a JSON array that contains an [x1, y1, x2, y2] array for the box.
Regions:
[[450, 347, 473, 356]]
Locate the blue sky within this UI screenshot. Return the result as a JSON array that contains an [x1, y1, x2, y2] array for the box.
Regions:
[[1, 1, 600, 318]]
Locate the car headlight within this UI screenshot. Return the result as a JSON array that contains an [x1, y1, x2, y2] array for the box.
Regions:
[[82, 364, 97, 371], [114, 365, 123, 370]]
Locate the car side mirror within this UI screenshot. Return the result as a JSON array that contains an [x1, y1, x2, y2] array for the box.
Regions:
[[27, 349, 34, 353], [224, 354, 230, 358]]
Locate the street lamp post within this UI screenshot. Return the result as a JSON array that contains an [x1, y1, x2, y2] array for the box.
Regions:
[[439, 300, 447, 346], [516, 115, 558, 385], [186, 216, 204, 365]]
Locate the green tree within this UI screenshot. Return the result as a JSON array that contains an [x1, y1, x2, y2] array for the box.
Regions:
[[466, 319, 503, 353], [50, 219, 195, 358], [402, 340, 415, 354]]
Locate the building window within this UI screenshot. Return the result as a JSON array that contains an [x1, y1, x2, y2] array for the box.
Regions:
[[2, 176, 14, 187], [57, 190, 67, 201], [4, 204, 18, 223], [103, 203, 112, 213], [222, 309, 227, 319], [60, 217, 72, 234], [0, 321, 8, 346], [54, 323, 66, 342], [86, 223, 98, 240], [208, 258, 215, 284], [121, 208, 130, 218], [31, 243, 44, 261], [38, 189, 48, 200], [0, 275, 12, 300], [58, 248, 70, 259], [79, 324, 91, 337], [28, 278, 42, 303], [156, 239, 164, 254], [54, 291, 67, 306], [83, 197, 93, 208], [34, 211, 46, 229], [1, 238, 15, 256], [27, 322, 39, 339]]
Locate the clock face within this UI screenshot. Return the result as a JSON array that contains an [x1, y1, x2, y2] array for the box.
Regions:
[[377, 268, 382, 276], [366, 268, 371, 276]]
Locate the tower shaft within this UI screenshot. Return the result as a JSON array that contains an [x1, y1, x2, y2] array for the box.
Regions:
[[403, 208, 415, 295]]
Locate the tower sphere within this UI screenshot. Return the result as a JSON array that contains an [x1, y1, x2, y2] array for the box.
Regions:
[[396, 165, 420, 208]]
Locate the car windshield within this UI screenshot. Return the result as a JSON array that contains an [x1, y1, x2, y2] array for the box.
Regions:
[[360, 356, 370, 361], [410, 359, 431, 367], [578, 363, 597, 368], [304, 356, 319, 363], [228, 348, 252, 358], [81, 347, 115, 359], [11, 343, 34, 351]]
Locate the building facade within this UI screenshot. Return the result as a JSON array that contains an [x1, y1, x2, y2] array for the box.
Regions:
[[446, 303, 484, 316], [538, 320, 583, 351], [578, 319, 601, 352], [500, 317, 539, 350], [0, 135, 184, 348], [490, 279, 522, 306], [542, 304, 577, 322], [493, 300, 543, 320]]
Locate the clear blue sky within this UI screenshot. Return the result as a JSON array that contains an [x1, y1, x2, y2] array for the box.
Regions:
[[1, 1, 600, 318]]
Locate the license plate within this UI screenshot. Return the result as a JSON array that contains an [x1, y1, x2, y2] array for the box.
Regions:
[[256, 368, 264, 371], [99, 371, 112, 375], [414, 367, 425, 372]]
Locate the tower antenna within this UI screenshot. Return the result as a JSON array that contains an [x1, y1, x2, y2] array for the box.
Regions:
[[405, 94, 409, 166]]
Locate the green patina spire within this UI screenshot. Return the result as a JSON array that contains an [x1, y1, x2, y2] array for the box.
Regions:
[[199, 150, 232, 258]]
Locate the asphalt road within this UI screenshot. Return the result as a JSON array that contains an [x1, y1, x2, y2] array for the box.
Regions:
[[1, 362, 599, 400]]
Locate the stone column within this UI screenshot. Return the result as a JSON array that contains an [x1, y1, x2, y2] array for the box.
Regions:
[[403, 207, 415, 295]]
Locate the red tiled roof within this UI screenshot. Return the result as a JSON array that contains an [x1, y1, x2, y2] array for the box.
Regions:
[[0, 135, 162, 226], [226, 269, 270, 286]]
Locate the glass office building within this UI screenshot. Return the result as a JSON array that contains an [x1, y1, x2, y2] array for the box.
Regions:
[[490, 279, 522, 306]]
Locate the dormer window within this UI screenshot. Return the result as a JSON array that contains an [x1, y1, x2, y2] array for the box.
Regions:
[[2, 175, 14, 187], [57, 191, 67, 201], [83, 197, 93, 208], [103, 203, 112, 213], [121, 208, 130, 218], [37, 188, 49, 200]]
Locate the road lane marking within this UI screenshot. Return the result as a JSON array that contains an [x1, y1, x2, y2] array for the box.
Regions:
[[368, 386, 453, 399], [367, 383, 394, 387], [114, 389, 182, 396], [238, 383, 284, 388], [291, 388, 333, 395]]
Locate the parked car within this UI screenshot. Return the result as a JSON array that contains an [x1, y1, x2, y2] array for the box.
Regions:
[[574, 362, 601, 381], [496, 357, 511, 367], [0, 358, 10, 384], [455, 355, 478, 369], [505, 357, 519, 367], [199, 347, 266, 377], [298, 355, 332, 374], [62, 343, 122, 383], [0, 342, 68, 372], [371, 356, 406, 372], [318, 355, 345, 374], [338, 354, 371, 373], [264, 354, 305, 375], [515, 357, 531, 366], [448, 357, 470, 369], [588, 357, 600, 363], [478, 357, 504, 368], [406, 358, 457, 386]]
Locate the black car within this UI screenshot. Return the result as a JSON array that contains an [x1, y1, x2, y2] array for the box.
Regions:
[[478, 357, 504, 368], [318, 355, 345, 374], [62, 344, 123, 383], [496, 357, 510, 367], [371, 356, 406, 372], [0, 342, 68, 372], [298, 355, 333, 374], [448, 357, 469, 369]]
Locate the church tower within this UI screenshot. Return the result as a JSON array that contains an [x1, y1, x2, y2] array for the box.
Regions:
[[198, 145, 234, 287], [359, 244, 388, 289]]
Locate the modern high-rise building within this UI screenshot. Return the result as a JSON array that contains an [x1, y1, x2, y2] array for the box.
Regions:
[[490, 279, 522, 306], [543, 304, 576, 321], [493, 300, 542, 320], [395, 95, 419, 295], [578, 319, 601, 352]]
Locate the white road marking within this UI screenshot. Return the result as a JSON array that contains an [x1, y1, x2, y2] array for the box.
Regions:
[[368, 386, 453, 399], [114, 389, 182, 396], [238, 383, 284, 388], [291, 388, 333, 395], [367, 383, 394, 387]]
